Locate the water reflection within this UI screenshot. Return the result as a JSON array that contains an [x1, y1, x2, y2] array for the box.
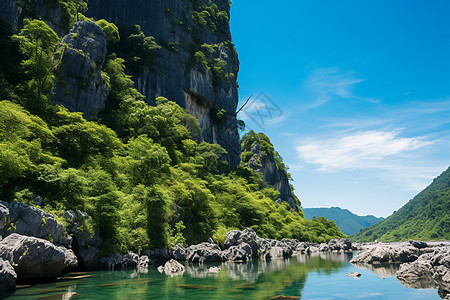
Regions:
[[351, 263, 399, 279], [5, 252, 444, 299]]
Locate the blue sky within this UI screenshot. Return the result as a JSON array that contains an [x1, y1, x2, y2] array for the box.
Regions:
[[230, 0, 450, 217]]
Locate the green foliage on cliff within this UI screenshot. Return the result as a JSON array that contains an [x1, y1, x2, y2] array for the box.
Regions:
[[351, 167, 450, 242], [241, 130, 293, 181], [0, 11, 344, 254]]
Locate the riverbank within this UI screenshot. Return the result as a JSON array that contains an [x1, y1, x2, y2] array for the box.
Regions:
[[1, 201, 449, 298]]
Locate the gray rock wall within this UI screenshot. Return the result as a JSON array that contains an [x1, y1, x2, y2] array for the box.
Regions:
[[0, 0, 21, 28], [86, 0, 241, 165], [53, 21, 109, 118]]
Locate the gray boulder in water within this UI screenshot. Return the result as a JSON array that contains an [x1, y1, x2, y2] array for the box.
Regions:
[[0, 233, 77, 280], [0, 258, 16, 291], [397, 248, 450, 293], [162, 259, 185, 276], [350, 245, 418, 264], [224, 228, 260, 256], [186, 243, 223, 263], [102, 252, 141, 270], [222, 242, 253, 262], [0, 201, 72, 247]]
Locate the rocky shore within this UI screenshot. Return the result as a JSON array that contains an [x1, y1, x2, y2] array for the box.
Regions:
[[350, 240, 450, 298], [1, 201, 449, 299]]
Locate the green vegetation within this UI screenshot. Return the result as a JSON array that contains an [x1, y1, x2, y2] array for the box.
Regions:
[[303, 207, 384, 235], [0, 4, 344, 255], [351, 167, 450, 242]]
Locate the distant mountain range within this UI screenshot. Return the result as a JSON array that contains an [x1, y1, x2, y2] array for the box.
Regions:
[[351, 166, 450, 242], [303, 207, 385, 235]]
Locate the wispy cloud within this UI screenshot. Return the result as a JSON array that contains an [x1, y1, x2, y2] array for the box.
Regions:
[[296, 130, 433, 171], [305, 67, 379, 109]]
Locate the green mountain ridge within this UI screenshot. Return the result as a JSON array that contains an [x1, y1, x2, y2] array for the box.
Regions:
[[351, 167, 450, 242], [303, 207, 384, 235]]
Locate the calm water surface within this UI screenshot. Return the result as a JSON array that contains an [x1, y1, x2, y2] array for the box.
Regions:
[[3, 252, 442, 299]]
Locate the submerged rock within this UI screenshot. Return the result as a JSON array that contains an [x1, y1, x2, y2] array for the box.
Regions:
[[0, 201, 72, 247], [0, 258, 16, 291], [0, 233, 77, 280], [350, 245, 418, 264]]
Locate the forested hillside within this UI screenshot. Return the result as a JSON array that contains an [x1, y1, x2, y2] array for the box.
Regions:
[[303, 207, 384, 235], [0, 0, 344, 255], [351, 167, 450, 242]]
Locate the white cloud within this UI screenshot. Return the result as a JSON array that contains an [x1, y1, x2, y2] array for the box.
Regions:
[[296, 130, 433, 171], [305, 67, 379, 109]]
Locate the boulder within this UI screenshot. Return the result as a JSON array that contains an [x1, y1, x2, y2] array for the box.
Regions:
[[138, 255, 150, 269], [350, 245, 418, 264], [224, 228, 260, 256], [186, 243, 223, 263], [64, 210, 102, 269], [145, 248, 170, 265], [222, 243, 252, 262], [102, 252, 140, 270], [409, 240, 428, 249], [328, 238, 352, 251], [0, 201, 72, 247], [0, 258, 16, 291], [319, 243, 330, 252], [171, 245, 188, 261], [163, 259, 185, 276], [0, 233, 77, 280]]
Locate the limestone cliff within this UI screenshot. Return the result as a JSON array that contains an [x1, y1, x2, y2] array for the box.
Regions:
[[53, 21, 109, 118], [86, 0, 241, 165], [241, 131, 300, 211], [0, 0, 242, 165]]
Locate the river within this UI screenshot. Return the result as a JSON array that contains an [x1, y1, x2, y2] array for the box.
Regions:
[[3, 252, 442, 299]]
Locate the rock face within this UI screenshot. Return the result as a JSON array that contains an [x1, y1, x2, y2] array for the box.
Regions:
[[0, 233, 77, 280], [64, 210, 102, 269], [243, 141, 298, 211], [53, 21, 109, 118], [396, 248, 450, 293], [350, 245, 418, 264], [86, 0, 241, 165], [0, 201, 72, 247], [0, 258, 16, 291], [0, 0, 21, 29]]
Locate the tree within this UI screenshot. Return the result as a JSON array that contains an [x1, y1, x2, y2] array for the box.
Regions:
[[12, 19, 60, 105]]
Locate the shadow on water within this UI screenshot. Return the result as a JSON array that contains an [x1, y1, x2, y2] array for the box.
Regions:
[[3, 251, 444, 299]]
